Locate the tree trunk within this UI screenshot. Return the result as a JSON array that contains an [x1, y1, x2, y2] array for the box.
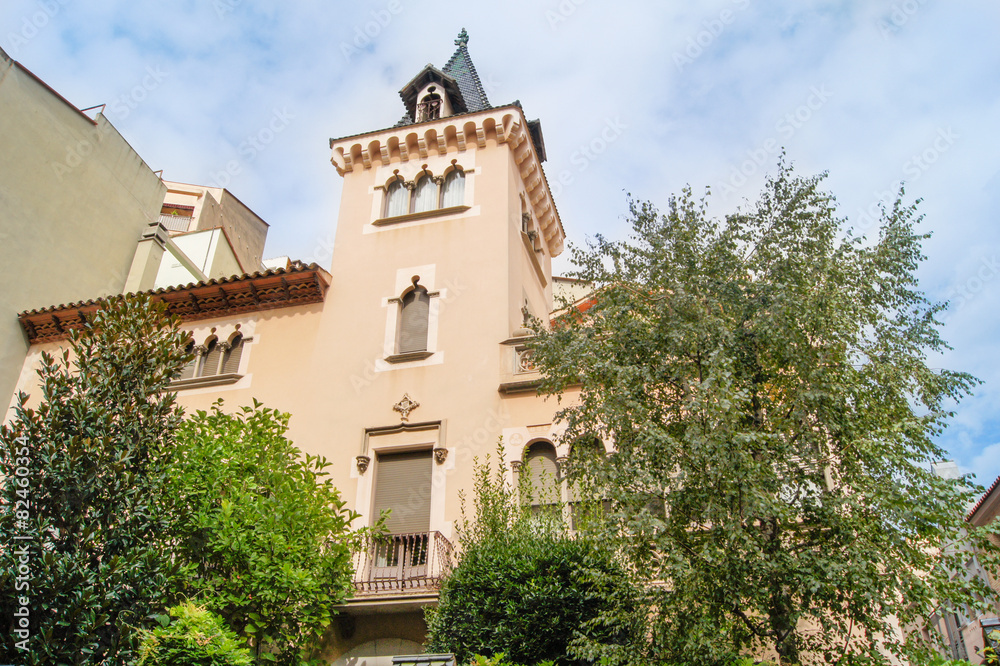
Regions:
[[770, 592, 800, 665]]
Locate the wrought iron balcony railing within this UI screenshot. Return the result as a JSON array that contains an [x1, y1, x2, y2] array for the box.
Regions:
[[351, 531, 454, 597]]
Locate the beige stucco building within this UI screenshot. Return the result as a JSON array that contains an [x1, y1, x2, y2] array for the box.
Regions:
[[7, 31, 584, 665], [0, 45, 166, 404]]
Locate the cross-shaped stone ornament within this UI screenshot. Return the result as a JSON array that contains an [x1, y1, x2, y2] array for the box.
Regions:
[[393, 393, 420, 422]]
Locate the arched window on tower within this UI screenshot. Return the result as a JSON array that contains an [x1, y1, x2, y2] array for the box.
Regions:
[[416, 87, 442, 122], [411, 174, 437, 213], [441, 169, 465, 208], [384, 178, 408, 218], [397, 282, 430, 354]]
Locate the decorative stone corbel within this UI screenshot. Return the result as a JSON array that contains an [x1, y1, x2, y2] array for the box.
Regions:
[[433, 448, 449, 464], [356, 455, 371, 474]]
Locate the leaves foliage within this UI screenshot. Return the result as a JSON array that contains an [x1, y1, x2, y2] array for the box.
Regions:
[[0, 295, 189, 664], [166, 400, 361, 665], [529, 160, 1000, 665], [425, 448, 641, 666], [137, 603, 253, 666]]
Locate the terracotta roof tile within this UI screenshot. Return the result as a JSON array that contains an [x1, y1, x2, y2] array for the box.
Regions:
[[19, 262, 331, 343]]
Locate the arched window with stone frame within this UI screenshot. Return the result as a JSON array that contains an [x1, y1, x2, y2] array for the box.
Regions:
[[384, 176, 408, 218], [198, 336, 223, 378], [411, 172, 438, 213], [416, 87, 443, 122], [522, 440, 561, 512], [440, 166, 465, 208], [178, 339, 198, 380], [397, 281, 431, 355], [221, 332, 244, 374]]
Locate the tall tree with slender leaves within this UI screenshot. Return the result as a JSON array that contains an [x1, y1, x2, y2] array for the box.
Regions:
[[530, 161, 999, 665]]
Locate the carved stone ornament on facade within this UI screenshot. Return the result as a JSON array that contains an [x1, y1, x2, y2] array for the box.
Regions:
[[393, 393, 420, 422], [356, 455, 371, 474], [434, 448, 448, 464], [510, 460, 523, 474]]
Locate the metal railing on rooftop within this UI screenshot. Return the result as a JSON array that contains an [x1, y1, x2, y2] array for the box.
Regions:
[[158, 214, 193, 233]]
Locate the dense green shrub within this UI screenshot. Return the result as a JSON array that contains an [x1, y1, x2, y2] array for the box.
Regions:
[[0, 296, 189, 664], [166, 401, 361, 664], [137, 603, 252, 665], [426, 448, 641, 666]]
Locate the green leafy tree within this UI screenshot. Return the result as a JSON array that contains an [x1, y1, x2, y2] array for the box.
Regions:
[[0, 295, 189, 664], [137, 603, 253, 666], [166, 400, 361, 665], [425, 448, 641, 666], [529, 162, 999, 665]]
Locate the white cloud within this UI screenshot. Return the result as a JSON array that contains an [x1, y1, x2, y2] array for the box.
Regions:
[[3, 0, 1000, 475]]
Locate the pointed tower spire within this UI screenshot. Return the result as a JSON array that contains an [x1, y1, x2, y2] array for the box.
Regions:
[[442, 28, 490, 113]]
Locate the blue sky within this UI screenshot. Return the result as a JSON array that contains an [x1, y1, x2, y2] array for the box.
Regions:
[[3, 0, 998, 492]]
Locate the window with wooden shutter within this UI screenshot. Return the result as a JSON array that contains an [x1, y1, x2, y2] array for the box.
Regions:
[[567, 437, 609, 529], [199, 338, 222, 377], [524, 441, 560, 507], [222, 334, 243, 374], [372, 449, 433, 534], [178, 341, 197, 379], [398, 287, 430, 354]]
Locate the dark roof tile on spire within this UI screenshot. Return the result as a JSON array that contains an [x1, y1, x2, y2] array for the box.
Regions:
[[394, 29, 491, 127], [441, 28, 490, 113]]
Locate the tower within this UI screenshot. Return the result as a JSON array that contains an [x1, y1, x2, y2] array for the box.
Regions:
[[319, 29, 567, 663]]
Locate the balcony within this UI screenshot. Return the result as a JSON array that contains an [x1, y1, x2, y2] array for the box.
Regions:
[[498, 337, 542, 395], [351, 531, 454, 598], [158, 214, 193, 233]]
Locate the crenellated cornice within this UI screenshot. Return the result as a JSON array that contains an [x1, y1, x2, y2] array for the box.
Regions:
[[330, 105, 565, 257]]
